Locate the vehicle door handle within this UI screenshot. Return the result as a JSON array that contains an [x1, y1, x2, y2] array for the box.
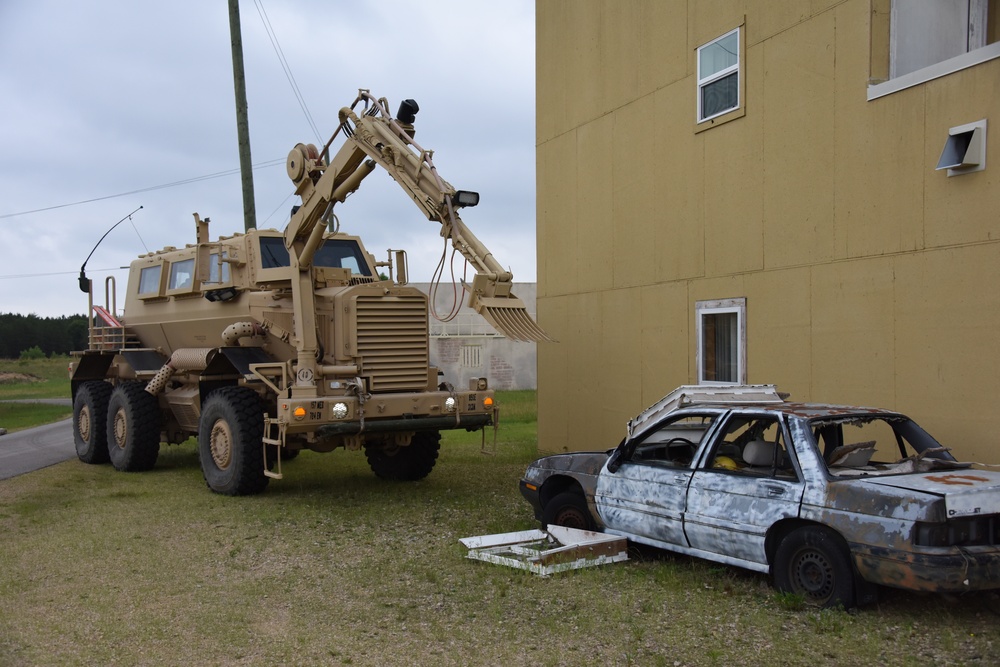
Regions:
[[673, 475, 688, 485], [764, 485, 785, 497]]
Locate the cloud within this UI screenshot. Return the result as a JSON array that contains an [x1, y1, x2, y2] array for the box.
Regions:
[[0, 0, 535, 319]]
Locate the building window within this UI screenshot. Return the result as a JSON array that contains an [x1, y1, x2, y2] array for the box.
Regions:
[[891, 0, 989, 79], [697, 28, 740, 123], [696, 298, 746, 384], [869, 0, 1000, 100], [461, 345, 482, 368]]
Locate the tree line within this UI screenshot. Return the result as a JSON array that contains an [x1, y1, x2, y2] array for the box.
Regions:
[[0, 313, 89, 359]]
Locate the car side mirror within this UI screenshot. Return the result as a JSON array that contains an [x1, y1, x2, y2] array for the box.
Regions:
[[606, 438, 628, 473]]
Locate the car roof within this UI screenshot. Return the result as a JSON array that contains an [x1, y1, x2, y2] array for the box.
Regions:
[[680, 401, 904, 420]]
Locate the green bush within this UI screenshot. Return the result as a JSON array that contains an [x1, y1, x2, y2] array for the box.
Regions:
[[18, 345, 45, 361]]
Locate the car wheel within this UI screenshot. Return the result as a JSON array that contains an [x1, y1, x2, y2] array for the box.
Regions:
[[198, 387, 269, 496], [774, 526, 855, 608], [106, 382, 161, 472], [73, 381, 112, 464], [543, 491, 594, 530]]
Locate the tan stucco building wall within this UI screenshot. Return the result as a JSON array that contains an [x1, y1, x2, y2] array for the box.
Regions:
[[536, 0, 1000, 462]]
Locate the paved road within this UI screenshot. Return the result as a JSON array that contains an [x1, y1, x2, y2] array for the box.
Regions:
[[0, 399, 75, 480]]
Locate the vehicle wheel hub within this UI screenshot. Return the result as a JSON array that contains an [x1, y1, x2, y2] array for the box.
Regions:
[[210, 419, 233, 470], [794, 551, 833, 599], [79, 405, 91, 441], [113, 408, 128, 449]]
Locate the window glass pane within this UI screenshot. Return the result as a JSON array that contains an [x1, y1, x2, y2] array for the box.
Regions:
[[209, 252, 231, 284], [260, 237, 291, 268], [702, 311, 738, 382], [699, 31, 738, 78], [890, 0, 986, 78], [138, 265, 161, 295], [168, 258, 195, 290], [701, 72, 738, 119], [312, 239, 372, 276]]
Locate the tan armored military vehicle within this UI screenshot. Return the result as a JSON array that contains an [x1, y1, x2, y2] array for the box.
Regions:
[[71, 90, 547, 495]]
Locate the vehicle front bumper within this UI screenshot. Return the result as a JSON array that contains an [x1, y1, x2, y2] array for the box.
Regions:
[[852, 543, 1000, 593], [519, 478, 544, 522]]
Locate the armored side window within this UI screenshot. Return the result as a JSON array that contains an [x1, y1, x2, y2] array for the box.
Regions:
[[138, 265, 162, 295], [208, 252, 231, 284], [259, 237, 290, 269], [168, 258, 195, 290]]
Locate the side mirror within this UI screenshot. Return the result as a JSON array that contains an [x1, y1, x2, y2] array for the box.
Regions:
[[606, 438, 628, 473]]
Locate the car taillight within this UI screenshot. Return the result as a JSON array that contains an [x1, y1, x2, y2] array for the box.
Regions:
[[914, 516, 998, 547]]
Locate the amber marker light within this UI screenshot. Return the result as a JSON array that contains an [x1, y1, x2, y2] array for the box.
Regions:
[[483, 397, 494, 409], [524, 482, 537, 491], [293, 407, 307, 420]]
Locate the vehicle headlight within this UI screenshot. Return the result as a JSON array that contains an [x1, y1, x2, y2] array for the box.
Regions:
[[445, 397, 456, 413], [331, 402, 348, 419]]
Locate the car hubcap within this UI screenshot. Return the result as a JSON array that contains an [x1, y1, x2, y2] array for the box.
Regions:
[[210, 420, 233, 470]]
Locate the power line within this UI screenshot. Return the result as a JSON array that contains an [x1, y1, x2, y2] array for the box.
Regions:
[[0, 158, 285, 220], [253, 0, 322, 143], [0, 267, 124, 280]]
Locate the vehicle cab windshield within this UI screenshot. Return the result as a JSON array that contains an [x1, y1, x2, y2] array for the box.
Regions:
[[259, 236, 373, 276]]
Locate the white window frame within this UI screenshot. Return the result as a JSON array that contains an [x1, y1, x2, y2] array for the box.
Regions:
[[869, 0, 1000, 101], [697, 27, 741, 123], [696, 298, 747, 385]]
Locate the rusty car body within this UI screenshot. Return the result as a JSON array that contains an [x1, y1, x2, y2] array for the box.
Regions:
[[520, 385, 1000, 607]]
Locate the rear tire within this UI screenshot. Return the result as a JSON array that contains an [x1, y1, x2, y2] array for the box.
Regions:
[[365, 431, 440, 481], [106, 382, 161, 472], [198, 387, 268, 496], [543, 491, 595, 530], [773, 526, 855, 608], [73, 381, 112, 464]]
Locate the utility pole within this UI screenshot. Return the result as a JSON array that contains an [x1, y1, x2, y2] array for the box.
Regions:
[[228, 0, 257, 232]]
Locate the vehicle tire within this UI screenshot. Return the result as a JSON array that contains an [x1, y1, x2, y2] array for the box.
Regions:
[[106, 382, 161, 472], [542, 491, 595, 530], [198, 387, 268, 496], [73, 381, 113, 464], [773, 526, 855, 608], [365, 431, 440, 481]]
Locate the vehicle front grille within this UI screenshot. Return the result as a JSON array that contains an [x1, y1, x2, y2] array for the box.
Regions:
[[355, 294, 429, 392]]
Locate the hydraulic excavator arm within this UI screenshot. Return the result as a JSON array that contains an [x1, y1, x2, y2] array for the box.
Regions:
[[283, 89, 550, 342]]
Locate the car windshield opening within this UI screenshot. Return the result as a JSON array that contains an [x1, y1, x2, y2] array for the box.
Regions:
[[810, 415, 966, 477]]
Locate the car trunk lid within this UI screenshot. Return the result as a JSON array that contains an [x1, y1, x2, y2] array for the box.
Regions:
[[859, 470, 1000, 517]]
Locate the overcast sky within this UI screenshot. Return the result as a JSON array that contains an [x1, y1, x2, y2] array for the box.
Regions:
[[0, 0, 535, 318]]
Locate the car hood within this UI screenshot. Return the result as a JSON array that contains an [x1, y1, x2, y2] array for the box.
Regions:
[[525, 451, 610, 478], [855, 470, 1000, 518]]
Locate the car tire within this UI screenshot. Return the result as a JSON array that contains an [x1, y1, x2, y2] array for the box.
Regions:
[[106, 382, 161, 472], [773, 525, 855, 608], [543, 491, 594, 530], [198, 387, 269, 496], [73, 381, 112, 464]]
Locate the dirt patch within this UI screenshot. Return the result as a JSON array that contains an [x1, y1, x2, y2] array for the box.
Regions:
[[0, 372, 42, 384]]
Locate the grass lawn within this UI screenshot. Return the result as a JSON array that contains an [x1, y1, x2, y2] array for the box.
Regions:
[[1, 384, 999, 665], [0, 356, 73, 432]]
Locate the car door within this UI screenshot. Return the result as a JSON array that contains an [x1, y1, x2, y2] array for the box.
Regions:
[[595, 411, 722, 548], [683, 413, 804, 566]]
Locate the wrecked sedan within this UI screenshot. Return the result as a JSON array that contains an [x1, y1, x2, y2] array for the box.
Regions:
[[520, 385, 1000, 608]]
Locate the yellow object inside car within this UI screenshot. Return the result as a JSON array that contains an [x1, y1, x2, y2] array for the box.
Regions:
[[713, 455, 739, 470]]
